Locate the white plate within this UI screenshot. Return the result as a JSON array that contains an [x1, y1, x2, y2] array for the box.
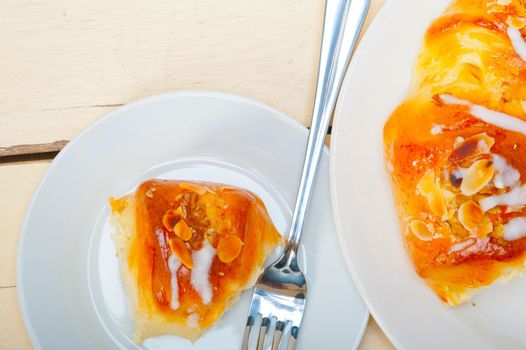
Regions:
[[17, 91, 368, 350], [331, 1, 526, 349]]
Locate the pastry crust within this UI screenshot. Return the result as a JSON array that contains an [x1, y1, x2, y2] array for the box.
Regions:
[[110, 180, 282, 342], [384, 0, 526, 306]]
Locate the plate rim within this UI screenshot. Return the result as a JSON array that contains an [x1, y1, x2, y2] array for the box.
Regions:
[[329, 0, 416, 349], [16, 90, 369, 349]]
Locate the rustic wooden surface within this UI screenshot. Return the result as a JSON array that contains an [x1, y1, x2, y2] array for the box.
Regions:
[[0, 0, 394, 349]]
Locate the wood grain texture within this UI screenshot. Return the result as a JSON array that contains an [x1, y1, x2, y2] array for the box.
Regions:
[[0, 0, 384, 149], [0, 163, 50, 350], [360, 318, 396, 350], [0, 163, 49, 288], [1, 0, 324, 147], [0, 287, 33, 350]]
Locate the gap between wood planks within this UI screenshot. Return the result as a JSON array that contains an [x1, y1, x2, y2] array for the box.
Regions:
[[0, 142, 65, 165], [0, 127, 332, 165]]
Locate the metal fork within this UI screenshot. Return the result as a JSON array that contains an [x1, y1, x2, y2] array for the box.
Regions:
[[241, 1, 370, 349]]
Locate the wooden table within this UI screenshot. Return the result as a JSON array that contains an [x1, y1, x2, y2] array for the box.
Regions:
[[0, 1, 394, 349]]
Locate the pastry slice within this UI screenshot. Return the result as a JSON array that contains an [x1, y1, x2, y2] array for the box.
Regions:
[[110, 180, 282, 342], [384, 0, 526, 306]]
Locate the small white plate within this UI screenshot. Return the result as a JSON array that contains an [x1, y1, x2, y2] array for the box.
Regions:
[[331, 1, 526, 350], [17, 91, 368, 349]]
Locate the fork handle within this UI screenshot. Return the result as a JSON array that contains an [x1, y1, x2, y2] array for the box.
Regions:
[[286, 0, 370, 255]]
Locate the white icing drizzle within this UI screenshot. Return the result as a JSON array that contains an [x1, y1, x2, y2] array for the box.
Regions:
[[471, 105, 526, 134], [156, 228, 170, 260], [431, 124, 444, 135], [190, 240, 216, 305], [187, 313, 200, 328], [460, 237, 492, 256], [440, 94, 526, 135], [440, 94, 470, 106], [492, 154, 520, 189], [507, 26, 526, 62], [450, 237, 505, 256], [168, 253, 182, 310], [480, 184, 526, 211], [504, 217, 526, 241], [449, 238, 476, 253]]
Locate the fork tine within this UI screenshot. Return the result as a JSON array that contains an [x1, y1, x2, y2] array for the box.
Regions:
[[271, 320, 285, 350], [256, 317, 270, 350], [286, 326, 299, 350], [241, 315, 255, 350]]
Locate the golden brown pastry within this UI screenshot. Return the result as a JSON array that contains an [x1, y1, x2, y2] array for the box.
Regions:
[[384, 0, 526, 306], [110, 180, 282, 342]]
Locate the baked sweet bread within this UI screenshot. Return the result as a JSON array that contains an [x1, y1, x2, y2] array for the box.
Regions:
[[110, 180, 282, 342], [384, 0, 526, 306]]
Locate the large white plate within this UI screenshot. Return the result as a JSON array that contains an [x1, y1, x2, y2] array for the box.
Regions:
[[331, 1, 526, 349], [17, 91, 367, 349]]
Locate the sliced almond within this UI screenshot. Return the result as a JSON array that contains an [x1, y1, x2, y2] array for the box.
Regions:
[[217, 235, 244, 263], [476, 218, 493, 238], [446, 207, 457, 221], [145, 186, 156, 198], [179, 182, 211, 195], [442, 189, 457, 220], [417, 170, 454, 221], [416, 170, 459, 221], [109, 197, 127, 212], [168, 237, 193, 269], [458, 200, 484, 231], [460, 159, 494, 196], [417, 169, 435, 197], [493, 224, 505, 239], [174, 219, 193, 241], [458, 200, 493, 237], [162, 207, 183, 232], [442, 189, 456, 202], [409, 220, 434, 241], [507, 15, 526, 29], [450, 133, 495, 162], [475, 134, 495, 153], [450, 141, 477, 162], [429, 179, 448, 219]]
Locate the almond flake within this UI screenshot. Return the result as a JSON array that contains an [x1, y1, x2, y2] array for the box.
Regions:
[[409, 220, 434, 241], [217, 235, 244, 263], [417, 169, 435, 197], [429, 179, 448, 219], [461, 159, 494, 196], [458, 200, 484, 232], [507, 16, 526, 29], [174, 219, 193, 241]]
